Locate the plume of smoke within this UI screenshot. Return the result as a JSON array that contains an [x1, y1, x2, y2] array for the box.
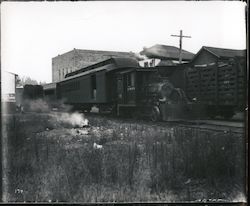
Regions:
[[54, 112, 88, 128], [22, 97, 74, 113], [53, 98, 73, 112], [23, 99, 50, 112], [134, 52, 146, 61]]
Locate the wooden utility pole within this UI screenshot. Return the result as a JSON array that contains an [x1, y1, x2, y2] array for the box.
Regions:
[[171, 30, 191, 63]]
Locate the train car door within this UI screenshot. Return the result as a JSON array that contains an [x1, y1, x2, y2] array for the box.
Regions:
[[117, 71, 136, 104], [126, 72, 136, 104], [117, 75, 125, 104]]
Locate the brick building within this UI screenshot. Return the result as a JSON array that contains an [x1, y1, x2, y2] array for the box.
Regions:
[[52, 48, 136, 82]]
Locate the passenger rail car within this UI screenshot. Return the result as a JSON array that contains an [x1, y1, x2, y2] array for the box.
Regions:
[[56, 58, 139, 112]]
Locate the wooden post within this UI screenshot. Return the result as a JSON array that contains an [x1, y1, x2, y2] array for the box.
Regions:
[[215, 60, 219, 106], [197, 67, 201, 102], [234, 57, 239, 107], [171, 30, 191, 63]]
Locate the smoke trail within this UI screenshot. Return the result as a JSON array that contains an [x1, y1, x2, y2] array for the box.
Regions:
[[53, 112, 88, 128]]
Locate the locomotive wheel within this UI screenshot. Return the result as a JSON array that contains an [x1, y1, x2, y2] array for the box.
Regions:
[[110, 105, 117, 116], [150, 106, 161, 122], [131, 110, 140, 120]]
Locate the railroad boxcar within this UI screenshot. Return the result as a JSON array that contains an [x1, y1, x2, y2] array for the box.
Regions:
[[56, 57, 139, 112], [184, 57, 246, 119], [22, 84, 44, 100], [21, 84, 44, 111]]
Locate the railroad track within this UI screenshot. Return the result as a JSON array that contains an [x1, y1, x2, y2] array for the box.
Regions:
[[4, 111, 245, 135], [165, 119, 245, 135], [85, 112, 246, 135]]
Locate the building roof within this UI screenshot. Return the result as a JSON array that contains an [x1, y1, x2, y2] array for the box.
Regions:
[[189, 46, 247, 65], [157, 60, 178, 66], [140, 44, 194, 61], [53, 48, 136, 59], [43, 82, 57, 90], [202, 46, 246, 58]]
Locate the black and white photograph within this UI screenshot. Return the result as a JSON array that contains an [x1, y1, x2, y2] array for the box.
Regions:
[[0, 1, 247, 203]]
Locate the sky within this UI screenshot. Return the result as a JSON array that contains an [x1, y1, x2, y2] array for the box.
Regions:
[[1, 1, 247, 83]]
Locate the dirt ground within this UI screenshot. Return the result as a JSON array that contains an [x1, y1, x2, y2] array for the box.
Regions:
[[3, 112, 246, 203]]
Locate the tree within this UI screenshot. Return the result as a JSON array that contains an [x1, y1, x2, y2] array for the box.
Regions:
[[17, 76, 39, 86]]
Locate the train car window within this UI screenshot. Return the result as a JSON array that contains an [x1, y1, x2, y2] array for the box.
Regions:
[[91, 75, 97, 99], [127, 73, 135, 87], [131, 73, 135, 87], [63, 80, 80, 92], [127, 74, 131, 86]]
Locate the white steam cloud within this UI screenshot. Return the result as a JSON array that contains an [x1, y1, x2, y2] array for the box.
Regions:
[[28, 99, 50, 112], [54, 112, 88, 128]]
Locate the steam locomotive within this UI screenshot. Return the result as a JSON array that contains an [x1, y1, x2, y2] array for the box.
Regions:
[[41, 57, 246, 121]]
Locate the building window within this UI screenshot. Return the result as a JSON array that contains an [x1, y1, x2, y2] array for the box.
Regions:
[[91, 75, 97, 99]]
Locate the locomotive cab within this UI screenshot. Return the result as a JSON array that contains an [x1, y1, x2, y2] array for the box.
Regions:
[[117, 70, 136, 105], [116, 68, 158, 117], [116, 66, 205, 121]]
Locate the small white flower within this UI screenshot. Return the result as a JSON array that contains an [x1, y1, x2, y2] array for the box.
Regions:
[[93, 142, 103, 149]]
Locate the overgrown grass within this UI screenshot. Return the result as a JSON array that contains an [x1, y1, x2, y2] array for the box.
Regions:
[[5, 113, 246, 202]]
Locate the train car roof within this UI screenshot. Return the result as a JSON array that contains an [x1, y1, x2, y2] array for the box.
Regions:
[[43, 82, 57, 90], [60, 57, 139, 83], [117, 67, 158, 74], [65, 57, 139, 78]]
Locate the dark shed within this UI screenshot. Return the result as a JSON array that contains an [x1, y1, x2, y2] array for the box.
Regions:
[[189, 46, 246, 66]]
